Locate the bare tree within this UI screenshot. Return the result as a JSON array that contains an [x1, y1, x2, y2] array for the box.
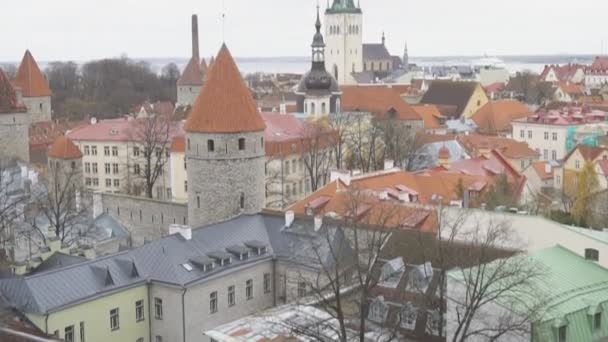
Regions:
[[425, 208, 545, 341], [347, 115, 384, 173], [33, 160, 90, 245], [0, 163, 29, 248], [279, 187, 412, 341], [128, 114, 172, 199], [300, 122, 335, 192], [328, 112, 355, 170]]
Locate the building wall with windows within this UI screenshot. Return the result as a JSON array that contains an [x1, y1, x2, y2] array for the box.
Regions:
[[512, 122, 571, 161], [150, 260, 275, 342], [27, 285, 149, 342], [265, 154, 317, 209]]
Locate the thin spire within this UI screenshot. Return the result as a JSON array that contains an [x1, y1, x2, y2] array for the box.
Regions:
[[221, 0, 226, 42], [382, 31, 386, 46], [315, 3, 321, 33]]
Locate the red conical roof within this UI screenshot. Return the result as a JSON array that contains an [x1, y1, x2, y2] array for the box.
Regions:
[[177, 56, 204, 86], [13, 50, 51, 97], [0, 69, 26, 114], [185, 45, 265, 133], [48, 136, 82, 160], [438, 145, 451, 159]]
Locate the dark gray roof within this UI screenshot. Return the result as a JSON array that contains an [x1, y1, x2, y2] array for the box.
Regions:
[[363, 44, 391, 61], [0, 214, 350, 314], [30, 253, 86, 275]]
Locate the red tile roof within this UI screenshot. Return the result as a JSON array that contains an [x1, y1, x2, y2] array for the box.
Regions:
[[516, 106, 608, 126], [262, 113, 335, 157], [412, 104, 444, 129], [171, 136, 185, 152], [483, 82, 505, 93], [596, 159, 608, 176], [67, 118, 184, 142], [177, 56, 204, 86], [185, 45, 265, 133], [0, 69, 26, 114], [47, 136, 82, 159], [539, 64, 584, 82], [341, 85, 421, 121], [591, 56, 608, 70], [531, 161, 554, 180], [471, 100, 531, 135], [563, 144, 607, 163], [458, 134, 539, 159], [12, 50, 51, 97], [557, 81, 585, 96]]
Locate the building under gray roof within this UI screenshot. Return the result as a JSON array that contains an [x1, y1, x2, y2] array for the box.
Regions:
[[0, 213, 353, 315], [362, 44, 392, 61]]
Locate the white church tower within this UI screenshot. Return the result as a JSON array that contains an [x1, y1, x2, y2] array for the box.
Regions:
[[324, 0, 363, 85]]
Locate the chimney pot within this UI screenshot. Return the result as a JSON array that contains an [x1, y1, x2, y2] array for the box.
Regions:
[[285, 210, 295, 227]]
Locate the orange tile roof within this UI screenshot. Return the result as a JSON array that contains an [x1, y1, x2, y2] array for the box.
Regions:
[[47, 136, 82, 160], [177, 56, 204, 86], [412, 104, 444, 129], [185, 44, 265, 133], [341, 85, 421, 121], [288, 169, 504, 232], [457, 134, 539, 159], [471, 100, 531, 135], [0, 69, 26, 114], [558, 81, 585, 96], [171, 136, 185, 152], [563, 144, 607, 163], [12, 50, 51, 97], [531, 161, 554, 180]]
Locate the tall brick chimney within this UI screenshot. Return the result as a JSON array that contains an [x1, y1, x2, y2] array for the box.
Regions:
[[192, 14, 200, 60]]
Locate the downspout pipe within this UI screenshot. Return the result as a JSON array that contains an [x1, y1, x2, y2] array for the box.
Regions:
[[182, 287, 188, 342]]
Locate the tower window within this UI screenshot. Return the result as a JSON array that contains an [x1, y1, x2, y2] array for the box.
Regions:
[[238, 138, 246, 151], [207, 140, 214, 152], [197, 196, 200, 208], [240, 192, 245, 209], [187, 139, 190, 151], [261, 137, 264, 148]]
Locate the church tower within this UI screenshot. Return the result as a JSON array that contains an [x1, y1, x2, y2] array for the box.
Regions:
[[184, 44, 266, 228], [324, 0, 363, 85], [176, 15, 205, 107], [295, 6, 341, 117]]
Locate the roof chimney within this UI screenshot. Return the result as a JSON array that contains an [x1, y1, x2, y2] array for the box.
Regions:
[[285, 210, 295, 228], [191, 14, 200, 60]]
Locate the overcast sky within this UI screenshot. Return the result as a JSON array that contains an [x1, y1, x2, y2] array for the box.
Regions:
[[2, 0, 607, 62]]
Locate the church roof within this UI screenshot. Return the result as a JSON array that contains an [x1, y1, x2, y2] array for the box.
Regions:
[[0, 69, 26, 114], [185, 44, 265, 134], [326, 0, 362, 14], [362, 44, 391, 61], [47, 136, 82, 160], [177, 56, 204, 86], [12, 50, 51, 97]]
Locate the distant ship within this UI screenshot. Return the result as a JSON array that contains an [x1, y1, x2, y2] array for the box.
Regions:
[[472, 56, 506, 69]]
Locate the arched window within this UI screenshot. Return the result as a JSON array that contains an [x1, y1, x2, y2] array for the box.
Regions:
[[321, 102, 327, 115], [336, 98, 341, 113], [333, 65, 339, 80], [304, 102, 308, 113], [311, 102, 316, 115], [207, 140, 214, 152], [238, 138, 246, 151]]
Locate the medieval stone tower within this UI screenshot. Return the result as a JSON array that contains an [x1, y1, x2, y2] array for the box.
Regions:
[[184, 44, 266, 227], [324, 0, 363, 85], [13, 50, 52, 124], [176, 15, 206, 107], [0, 69, 30, 164], [47, 136, 83, 192]]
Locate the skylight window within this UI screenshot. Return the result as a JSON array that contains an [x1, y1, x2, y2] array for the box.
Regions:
[[181, 263, 193, 272]]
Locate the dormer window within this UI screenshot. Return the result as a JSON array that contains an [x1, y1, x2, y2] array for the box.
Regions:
[[207, 251, 232, 267], [245, 241, 268, 256], [409, 262, 433, 293], [368, 296, 388, 323], [227, 245, 250, 261], [400, 303, 417, 330], [380, 257, 405, 287]]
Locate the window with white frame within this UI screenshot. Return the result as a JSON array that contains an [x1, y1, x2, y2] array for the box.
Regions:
[[109, 308, 119, 331], [210, 291, 218, 313], [228, 285, 235, 306], [368, 297, 388, 323], [64, 325, 74, 342], [154, 298, 163, 319], [135, 300, 144, 322], [264, 273, 272, 293], [400, 303, 417, 330], [246, 279, 253, 300], [297, 281, 307, 298]]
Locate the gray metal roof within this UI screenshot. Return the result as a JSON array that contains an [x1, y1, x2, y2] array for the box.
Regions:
[[0, 213, 350, 314], [362, 44, 392, 61], [30, 253, 86, 275]]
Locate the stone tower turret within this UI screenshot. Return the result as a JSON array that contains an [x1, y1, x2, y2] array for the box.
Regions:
[[0, 68, 29, 164], [47, 136, 83, 209], [184, 44, 266, 227], [176, 14, 205, 107], [13, 50, 52, 124]]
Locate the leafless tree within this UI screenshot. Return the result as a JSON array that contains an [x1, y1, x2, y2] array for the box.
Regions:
[[128, 114, 172, 199], [0, 163, 29, 248], [33, 160, 91, 246], [278, 187, 411, 341], [415, 207, 545, 341], [300, 122, 335, 192], [347, 115, 384, 173], [328, 111, 355, 170]]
